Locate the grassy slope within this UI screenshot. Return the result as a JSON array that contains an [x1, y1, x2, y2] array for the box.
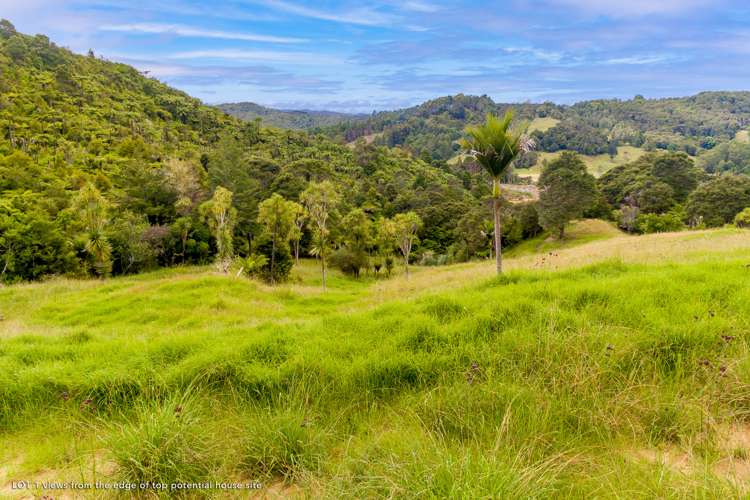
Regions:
[[2, 228, 750, 497], [528, 116, 560, 134], [519, 145, 647, 181]]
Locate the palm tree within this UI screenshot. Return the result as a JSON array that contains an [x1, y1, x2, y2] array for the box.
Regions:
[[459, 111, 534, 274]]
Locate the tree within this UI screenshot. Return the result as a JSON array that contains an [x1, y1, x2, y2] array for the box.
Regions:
[[200, 186, 236, 272], [735, 207, 750, 228], [537, 152, 597, 239], [392, 212, 422, 278], [71, 183, 112, 277], [459, 111, 534, 274], [257, 193, 296, 283], [301, 181, 341, 289], [289, 202, 306, 265], [686, 175, 750, 227]]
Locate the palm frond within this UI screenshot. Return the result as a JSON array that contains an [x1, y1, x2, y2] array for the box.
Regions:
[[459, 111, 534, 180]]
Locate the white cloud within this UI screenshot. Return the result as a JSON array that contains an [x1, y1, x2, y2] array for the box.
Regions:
[[169, 49, 342, 65], [604, 55, 670, 65], [247, 0, 399, 26], [547, 0, 715, 17], [99, 23, 305, 43]]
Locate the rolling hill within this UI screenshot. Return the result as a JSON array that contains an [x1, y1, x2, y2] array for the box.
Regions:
[[310, 93, 750, 166]]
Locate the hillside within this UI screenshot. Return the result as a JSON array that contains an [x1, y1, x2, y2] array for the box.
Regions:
[[218, 101, 362, 130], [3, 228, 750, 497], [318, 93, 750, 165], [0, 22, 486, 283]]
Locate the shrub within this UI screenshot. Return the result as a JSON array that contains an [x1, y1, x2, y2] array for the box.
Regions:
[[636, 208, 686, 234], [330, 247, 369, 278], [235, 253, 268, 278], [735, 207, 750, 228], [253, 239, 293, 283]]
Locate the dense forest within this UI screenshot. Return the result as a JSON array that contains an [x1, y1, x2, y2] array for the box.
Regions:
[[0, 21, 501, 283], [2, 21, 750, 285], [217, 101, 361, 130]]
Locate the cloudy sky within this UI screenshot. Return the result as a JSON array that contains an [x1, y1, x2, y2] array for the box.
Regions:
[[3, 0, 750, 112]]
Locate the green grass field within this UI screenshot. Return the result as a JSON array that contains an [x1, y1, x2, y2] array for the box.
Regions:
[[2, 227, 750, 498], [528, 117, 560, 134], [519, 146, 647, 181]]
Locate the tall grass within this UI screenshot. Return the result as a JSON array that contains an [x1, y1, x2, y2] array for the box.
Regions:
[[2, 231, 750, 497]]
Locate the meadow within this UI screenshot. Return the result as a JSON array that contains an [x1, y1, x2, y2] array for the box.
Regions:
[[2, 225, 750, 498]]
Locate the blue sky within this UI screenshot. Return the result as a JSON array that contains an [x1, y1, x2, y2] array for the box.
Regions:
[[3, 0, 750, 112]]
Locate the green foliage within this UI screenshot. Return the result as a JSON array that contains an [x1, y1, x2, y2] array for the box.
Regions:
[[253, 238, 294, 283], [219, 101, 359, 130], [321, 91, 750, 162], [0, 26, 486, 283], [537, 152, 597, 238], [330, 247, 369, 278], [686, 175, 750, 227], [598, 151, 710, 232], [257, 193, 297, 283], [459, 111, 531, 184], [636, 207, 686, 234], [698, 140, 750, 174], [200, 186, 236, 270], [534, 120, 609, 155], [734, 207, 750, 228], [235, 253, 269, 277], [392, 211, 422, 275]]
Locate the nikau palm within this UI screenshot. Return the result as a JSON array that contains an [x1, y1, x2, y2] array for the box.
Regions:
[[459, 111, 534, 274]]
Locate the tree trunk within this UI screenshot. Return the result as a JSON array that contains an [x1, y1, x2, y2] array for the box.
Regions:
[[294, 240, 300, 264], [493, 195, 502, 275], [558, 225, 565, 240], [321, 256, 327, 290], [270, 236, 276, 284], [404, 254, 410, 279]]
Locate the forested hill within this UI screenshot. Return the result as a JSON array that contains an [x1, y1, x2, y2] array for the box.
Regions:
[[218, 101, 362, 130], [0, 21, 485, 283], [312, 92, 750, 164]]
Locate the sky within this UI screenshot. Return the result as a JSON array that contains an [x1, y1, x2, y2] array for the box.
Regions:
[[3, 0, 750, 113]]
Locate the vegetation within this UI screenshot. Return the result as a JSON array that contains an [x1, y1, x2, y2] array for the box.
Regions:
[[218, 102, 360, 130], [0, 22, 496, 284], [537, 152, 598, 238], [320, 92, 750, 163], [3, 229, 750, 497], [459, 112, 534, 274]]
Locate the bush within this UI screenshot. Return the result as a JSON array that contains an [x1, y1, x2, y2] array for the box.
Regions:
[[235, 253, 268, 278], [636, 212, 685, 234], [330, 247, 369, 278], [735, 207, 750, 228], [253, 239, 293, 283]]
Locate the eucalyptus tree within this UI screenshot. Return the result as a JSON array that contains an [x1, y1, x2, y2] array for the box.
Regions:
[[459, 111, 534, 274], [301, 181, 341, 289]]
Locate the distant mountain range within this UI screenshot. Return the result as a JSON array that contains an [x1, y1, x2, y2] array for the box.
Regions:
[[217, 102, 364, 130]]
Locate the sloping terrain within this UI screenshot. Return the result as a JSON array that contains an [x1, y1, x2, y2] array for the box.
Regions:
[[2, 228, 750, 498]]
